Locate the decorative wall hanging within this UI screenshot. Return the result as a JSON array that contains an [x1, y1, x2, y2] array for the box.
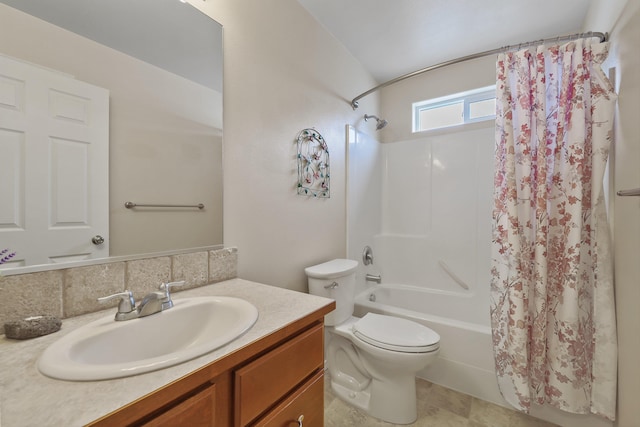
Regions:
[[296, 128, 330, 198]]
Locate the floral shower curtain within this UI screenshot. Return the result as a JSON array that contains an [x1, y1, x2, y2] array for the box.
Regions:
[[491, 39, 617, 420]]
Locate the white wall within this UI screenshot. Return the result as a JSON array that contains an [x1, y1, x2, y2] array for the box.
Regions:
[[378, 55, 497, 143], [585, 0, 640, 425], [190, 0, 380, 292]]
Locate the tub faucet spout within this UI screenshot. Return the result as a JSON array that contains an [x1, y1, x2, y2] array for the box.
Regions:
[[365, 273, 381, 284]]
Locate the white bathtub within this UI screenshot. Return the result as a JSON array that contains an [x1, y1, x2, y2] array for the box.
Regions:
[[353, 283, 504, 407], [356, 283, 491, 328]]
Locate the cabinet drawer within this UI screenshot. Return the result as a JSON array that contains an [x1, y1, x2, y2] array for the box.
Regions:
[[235, 324, 323, 426], [254, 370, 323, 427], [140, 383, 216, 427]]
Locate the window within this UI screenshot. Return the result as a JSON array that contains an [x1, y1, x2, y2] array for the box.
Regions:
[[413, 85, 496, 132]]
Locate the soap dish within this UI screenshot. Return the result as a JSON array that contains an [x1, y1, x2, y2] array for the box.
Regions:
[[4, 315, 62, 340]]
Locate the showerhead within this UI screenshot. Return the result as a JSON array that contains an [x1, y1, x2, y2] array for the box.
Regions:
[[364, 114, 388, 130]]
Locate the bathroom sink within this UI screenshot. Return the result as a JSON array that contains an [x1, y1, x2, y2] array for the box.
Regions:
[[38, 296, 258, 381]]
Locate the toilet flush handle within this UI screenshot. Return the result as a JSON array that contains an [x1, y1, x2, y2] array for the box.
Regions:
[[324, 281, 339, 289]]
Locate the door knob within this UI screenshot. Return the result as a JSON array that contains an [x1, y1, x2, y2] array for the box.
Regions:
[[91, 235, 105, 245]]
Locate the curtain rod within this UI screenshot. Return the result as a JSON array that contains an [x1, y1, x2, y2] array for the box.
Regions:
[[350, 31, 607, 109]]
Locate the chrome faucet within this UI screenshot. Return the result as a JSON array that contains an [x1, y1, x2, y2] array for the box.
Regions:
[[137, 291, 166, 317], [365, 273, 382, 284], [98, 281, 186, 321]]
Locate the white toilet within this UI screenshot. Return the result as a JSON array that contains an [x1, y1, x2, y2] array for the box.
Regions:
[[305, 259, 440, 425]]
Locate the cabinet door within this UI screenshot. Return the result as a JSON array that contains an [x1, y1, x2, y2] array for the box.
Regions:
[[140, 383, 216, 427], [254, 371, 324, 427], [235, 324, 324, 426]]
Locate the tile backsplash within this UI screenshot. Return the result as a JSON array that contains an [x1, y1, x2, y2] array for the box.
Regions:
[[0, 248, 237, 333]]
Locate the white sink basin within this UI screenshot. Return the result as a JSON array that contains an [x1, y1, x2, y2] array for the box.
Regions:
[[38, 296, 258, 381]]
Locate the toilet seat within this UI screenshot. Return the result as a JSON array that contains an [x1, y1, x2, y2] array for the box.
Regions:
[[352, 313, 440, 353]]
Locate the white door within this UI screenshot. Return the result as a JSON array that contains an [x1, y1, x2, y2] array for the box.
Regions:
[[0, 54, 109, 268]]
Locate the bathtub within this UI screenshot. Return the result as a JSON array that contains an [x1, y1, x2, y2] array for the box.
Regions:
[[353, 283, 504, 407]]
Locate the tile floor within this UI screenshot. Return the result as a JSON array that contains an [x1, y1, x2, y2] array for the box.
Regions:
[[324, 378, 559, 427]]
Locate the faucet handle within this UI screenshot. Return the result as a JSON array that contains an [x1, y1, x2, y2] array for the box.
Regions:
[[97, 291, 137, 320], [158, 281, 185, 309], [159, 280, 186, 296]]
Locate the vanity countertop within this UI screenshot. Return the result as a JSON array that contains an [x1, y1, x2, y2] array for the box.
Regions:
[[0, 278, 334, 427]]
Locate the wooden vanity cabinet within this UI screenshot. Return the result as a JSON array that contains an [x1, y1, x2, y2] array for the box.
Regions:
[[234, 323, 324, 426], [88, 368, 234, 427], [87, 306, 332, 427], [139, 382, 217, 427], [252, 370, 324, 427]]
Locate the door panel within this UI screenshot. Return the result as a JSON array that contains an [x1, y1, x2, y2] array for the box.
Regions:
[[0, 54, 109, 268]]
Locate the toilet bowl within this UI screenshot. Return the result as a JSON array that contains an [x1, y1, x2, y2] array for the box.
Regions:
[[305, 259, 440, 424]]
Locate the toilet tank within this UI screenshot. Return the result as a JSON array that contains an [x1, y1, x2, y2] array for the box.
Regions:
[[305, 259, 358, 326]]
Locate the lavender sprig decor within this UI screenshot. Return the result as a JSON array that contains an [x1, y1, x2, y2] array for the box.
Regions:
[[1, 248, 16, 265]]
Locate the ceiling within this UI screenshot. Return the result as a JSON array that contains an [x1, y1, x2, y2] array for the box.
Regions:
[[3, 0, 595, 93], [297, 0, 595, 84]]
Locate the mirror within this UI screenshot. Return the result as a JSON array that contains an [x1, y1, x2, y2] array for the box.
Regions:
[[0, 0, 223, 272]]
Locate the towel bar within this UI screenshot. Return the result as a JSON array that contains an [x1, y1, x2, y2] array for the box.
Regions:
[[124, 202, 205, 209], [616, 188, 640, 197]]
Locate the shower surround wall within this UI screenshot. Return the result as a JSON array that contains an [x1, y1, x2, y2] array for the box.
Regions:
[[377, 127, 494, 301], [348, 123, 494, 302], [347, 122, 494, 370]]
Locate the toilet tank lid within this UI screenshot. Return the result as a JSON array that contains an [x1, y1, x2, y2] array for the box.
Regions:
[[305, 259, 358, 279]]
